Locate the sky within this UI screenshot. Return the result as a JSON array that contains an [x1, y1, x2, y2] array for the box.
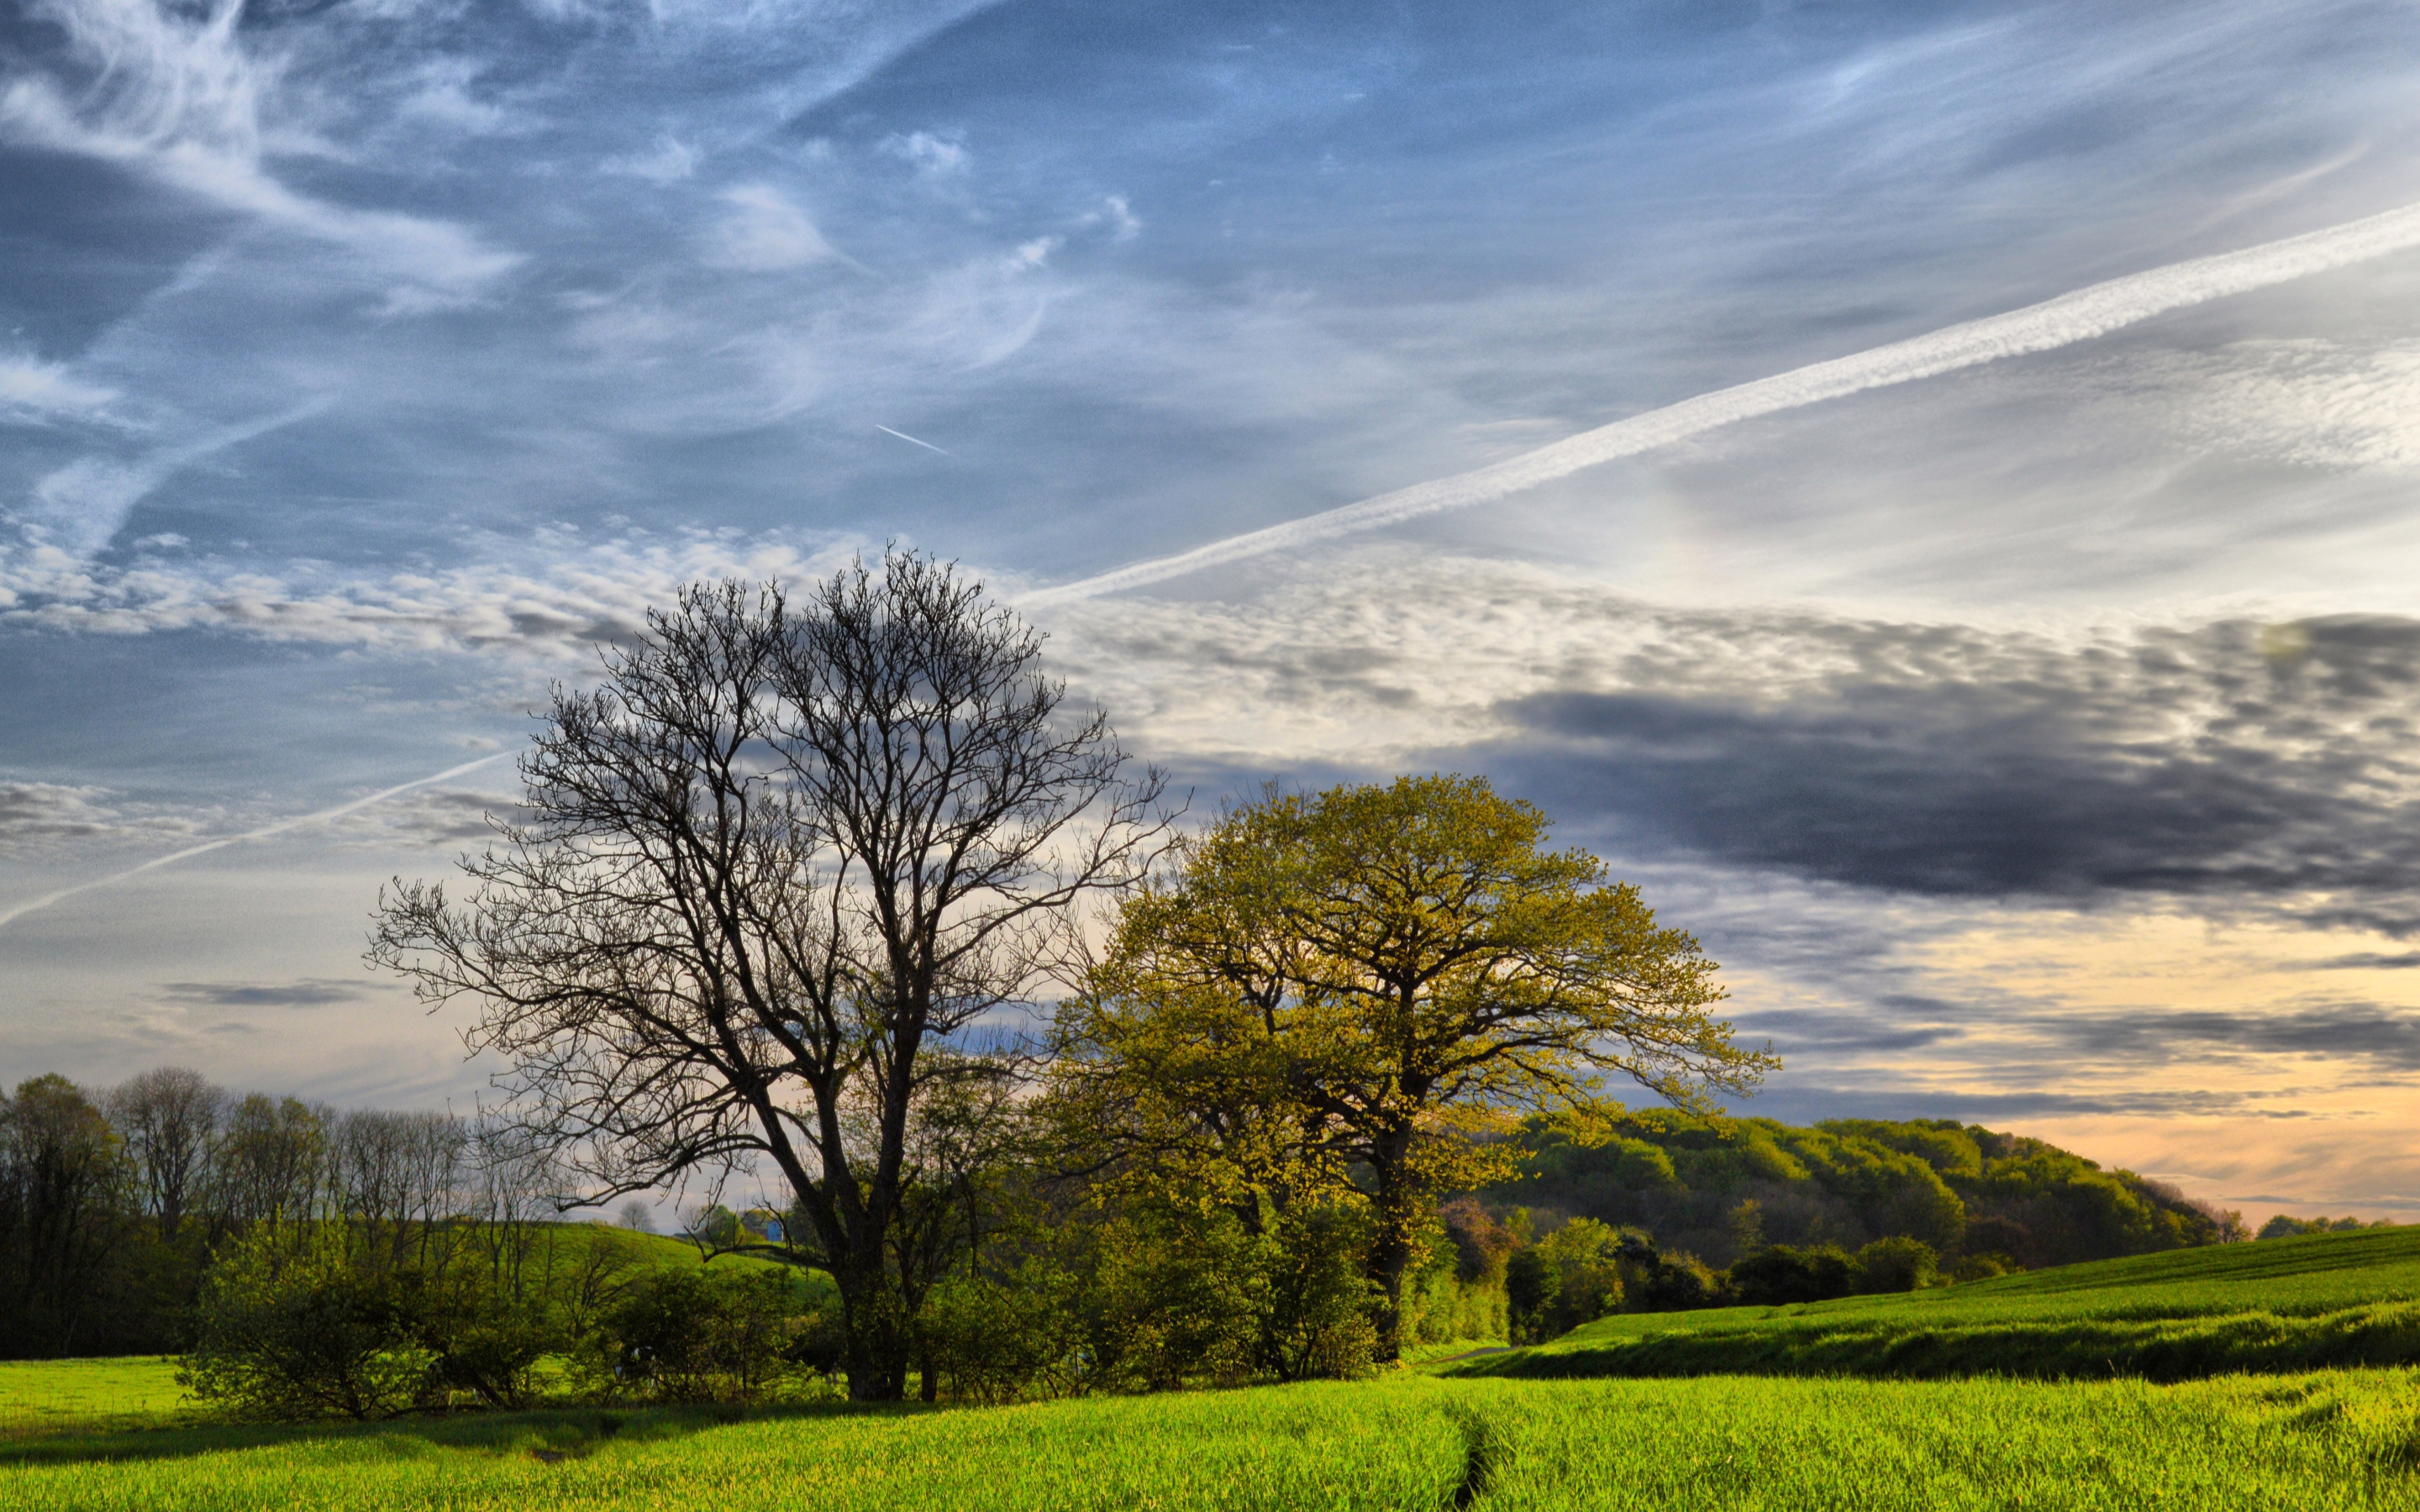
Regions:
[[6, 0, 2420, 1224]]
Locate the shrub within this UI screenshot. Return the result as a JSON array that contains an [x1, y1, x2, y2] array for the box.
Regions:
[[178, 1229, 430, 1420], [585, 1265, 813, 1404], [1728, 1243, 1857, 1306], [1260, 1205, 1380, 1381], [1506, 1246, 1562, 1342], [922, 1263, 1084, 1403], [1090, 1206, 1267, 1390], [1632, 1251, 1720, 1311], [406, 1273, 564, 1409], [1851, 1236, 1939, 1294]]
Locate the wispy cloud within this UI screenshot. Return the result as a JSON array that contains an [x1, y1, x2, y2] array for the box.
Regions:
[[0, 781, 203, 853], [0, 0, 518, 307], [14, 404, 325, 559], [0, 752, 509, 932], [1022, 197, 2420, 606], [881, 129, 968, 176], [0, 354, 119, 424], [160, 978, 369, 1007], [707, 185, 844, 270]]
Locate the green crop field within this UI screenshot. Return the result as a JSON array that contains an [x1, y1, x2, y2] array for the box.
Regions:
[[13, 1231, 2420, 1509], [8, 1372, 2420, 1509], [1449, 1226, 2420, 1381]]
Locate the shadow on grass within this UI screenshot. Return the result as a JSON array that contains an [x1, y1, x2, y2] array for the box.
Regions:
[[0, 1399, 929, 1469]]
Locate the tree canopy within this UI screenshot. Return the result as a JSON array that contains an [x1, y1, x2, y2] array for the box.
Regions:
[[1055, 774, 1774, 1355]]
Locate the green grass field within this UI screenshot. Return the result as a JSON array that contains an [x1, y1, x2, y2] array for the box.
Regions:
[[8, 1373, 2420, 1509], [12, 1231, 2420, 1509]]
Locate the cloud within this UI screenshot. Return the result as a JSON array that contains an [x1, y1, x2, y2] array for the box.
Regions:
[[604, 135, 698, 182], [0, 521, 866, 656], [1027, 554, 2420, 932], [707, 184, 844, 270], [881, 129, 968, 176], [0, 781, 203, 853], [160, 978, 371, 1007], [0, 354, 119, 424], [0, 0, 518, 308], [2305, 952, 2420, 971], [331, 785, 529, 848], [1018, 194, 2420, 606], [2039, 1001, 2420, 1073], [14, 405, 325, 559], [0, 783, 135, 846], [1739, 1084, 2322, 1122], [1479, 612, 2420, 927], [392, 59, 529, 139]]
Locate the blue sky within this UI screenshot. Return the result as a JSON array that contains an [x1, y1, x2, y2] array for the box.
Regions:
[[8, 0, 2420, 1220]]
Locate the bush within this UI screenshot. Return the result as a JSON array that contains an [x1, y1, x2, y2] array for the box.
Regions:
[[1260, 1205, 1380, 1381], [1631, 1251, 1720, 1312], [406, 1273, 564, 1409], [1728, 1244, 1857, 1306], [1508, 1219, 1641, 1339], [922, 1263, 1084, 1403], [1852, 1236, 1939, 1294], [584, 1265, 815, 1404], [178, 1230, 431, 1420], [1506, 1246, 1561, 1342], [1090, 1206, 1267, 1390]]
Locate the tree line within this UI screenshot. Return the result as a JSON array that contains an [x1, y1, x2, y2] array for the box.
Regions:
[[0, 1071, 573, 1358]]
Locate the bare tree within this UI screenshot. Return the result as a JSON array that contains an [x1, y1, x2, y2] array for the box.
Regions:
[[329, 1110, 468, 1273], [107, 1068, 224, 1240], [614, 1198, 655, 1233], [210, 1094, 331, 1233], [371, 550, 1167, 1399]]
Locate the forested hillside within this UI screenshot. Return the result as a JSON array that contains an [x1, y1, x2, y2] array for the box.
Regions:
[[1489, 1111, 2241, 1273]]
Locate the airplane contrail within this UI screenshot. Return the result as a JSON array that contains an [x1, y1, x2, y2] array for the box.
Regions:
[[1018, 197, 2420, 609], [876, 424, 950, 455], [0, 752, 512, 932]]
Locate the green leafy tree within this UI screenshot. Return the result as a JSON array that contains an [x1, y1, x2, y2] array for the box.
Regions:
[[1075, 774, 1772, 1357], [1852, 1235, 1939, 1293], [0, 1075, 132, 1357]]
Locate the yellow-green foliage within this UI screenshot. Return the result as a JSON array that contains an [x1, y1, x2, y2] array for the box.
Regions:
[[17, 1371, 2420, 1509], [1450, 1225, 2420, 1381], [1501, 1110, 2221, 1268], [1399, 1263, 1508, 1349]]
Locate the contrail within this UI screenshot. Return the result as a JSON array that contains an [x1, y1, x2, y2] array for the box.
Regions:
[[1019, 197, 2420, 608], [0, 752, 511, 932], [876, 424, 950, 455]]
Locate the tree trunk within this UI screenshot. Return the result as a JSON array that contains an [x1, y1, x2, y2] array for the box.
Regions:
[[1364, 1126, 1422, 1362], [839, 1264, 913, 1401]]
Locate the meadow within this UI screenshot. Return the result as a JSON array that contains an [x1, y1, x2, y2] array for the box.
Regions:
[[12, 1229, 2420, 1509], [8, 1370, 2420, 1509]]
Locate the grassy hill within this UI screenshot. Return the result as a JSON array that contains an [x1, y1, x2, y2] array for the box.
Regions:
[[1441, 1226, 2420, 1381]]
